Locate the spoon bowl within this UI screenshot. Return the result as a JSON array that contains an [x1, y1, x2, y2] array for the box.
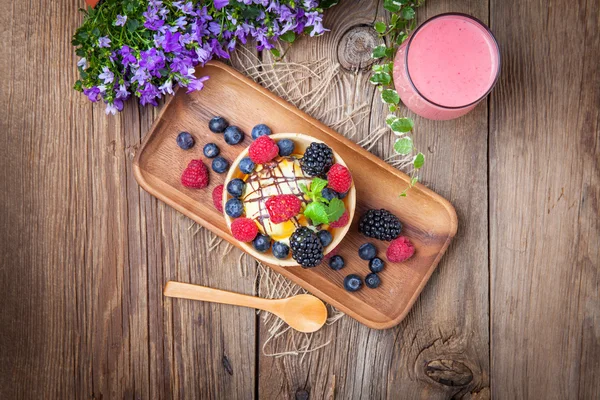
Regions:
[[276, 294, 328, 333]]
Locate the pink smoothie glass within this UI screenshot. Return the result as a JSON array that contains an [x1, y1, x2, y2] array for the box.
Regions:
[[393, 13, 500, 120]]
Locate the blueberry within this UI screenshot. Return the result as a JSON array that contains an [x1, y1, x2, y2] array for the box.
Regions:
[[343, 274, 363, 292], [224, 126, 244, 145], [203, 143, 220, 158], [225, 198, 243, 218], [328, 255, 345, 270], [272, 241, 290, 259], [209, 116, 228, 133], [338, 191, 348, 199], [358, 243, 377, 260], [176, 131, 195, 150], [277, 139, 295, 156], [253, 234, 271, 252], [212, 156, 229, 173], [251, 124, 272, 140], [227, 178, 245, 198], [365, 273, 381, 289], [317, 230, 333, 247], [369, 257, 385, 273], [239, 157, 256, 174], [321, 188, 339, 202]]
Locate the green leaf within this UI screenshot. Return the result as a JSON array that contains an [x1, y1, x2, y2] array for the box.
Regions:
[[390, 117, 414, 133], [304, 202, 329, 225], [280, 31, 296, 43], [241, 7, 261, 19], [299, 183, 309, 195], [413, 152, 425, 169], [381, 63, 393, 74], [381, 89, 400, 104], [126, 19, 140, 33], [309, 177, 328, 195], [396, 32, 409, 45], [91, 27, 100, 37], [370, 72, 391, 85], [326, 198, 345, 223], [371, 44, 387, 59], [389, 104, 398, 112], [374, 21, 387, 34], [385, 47, 395, 58], [386, 114, 398, 126], [394, 137, 413, 155], [270, 48, 281, 58], [383, 0, 401, 13], [401, 7, 415, 20]]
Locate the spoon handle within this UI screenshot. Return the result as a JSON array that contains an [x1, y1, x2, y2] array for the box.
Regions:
[[163, 281, 277, 312]]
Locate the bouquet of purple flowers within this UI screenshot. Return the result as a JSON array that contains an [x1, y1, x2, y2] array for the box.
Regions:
[[72, 0, 337, 114]]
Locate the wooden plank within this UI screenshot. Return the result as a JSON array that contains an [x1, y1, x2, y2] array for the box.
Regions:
[[489, 0, 600, 398], [257, 1, 491, 398], [0, 0, 257, 398]]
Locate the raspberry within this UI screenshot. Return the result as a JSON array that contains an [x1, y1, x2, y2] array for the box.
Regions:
[[265, 194, 302, 224], [248, 136, 279, 164], [181, 159, 209, 188], [230, 218, 259, 242], [386, 236, 415, 263], [329, 210, 349, 228], [212, 184, 224, 212], [327, 164, 352, 193]]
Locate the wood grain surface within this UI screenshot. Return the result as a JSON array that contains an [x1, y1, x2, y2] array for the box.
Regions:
[[0, 0, 598, 399]]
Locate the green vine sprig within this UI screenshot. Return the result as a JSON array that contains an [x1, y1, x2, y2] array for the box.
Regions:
[[371, 0, 425, 196]]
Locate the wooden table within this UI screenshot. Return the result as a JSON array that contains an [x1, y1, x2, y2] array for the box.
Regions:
[[0, 0, 598, 398]]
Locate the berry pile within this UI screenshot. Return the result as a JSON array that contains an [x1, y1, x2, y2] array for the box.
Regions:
[[225, 136, 353, 266]]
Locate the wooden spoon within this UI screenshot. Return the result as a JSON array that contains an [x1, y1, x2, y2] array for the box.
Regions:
[[163, 281, 328, 333]]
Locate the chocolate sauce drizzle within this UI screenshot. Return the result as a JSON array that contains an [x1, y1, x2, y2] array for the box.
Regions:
[[241, 156, 311, 235]]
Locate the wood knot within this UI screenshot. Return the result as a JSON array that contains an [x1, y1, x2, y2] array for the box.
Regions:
[[425, 359, 473, 387], [337, 25, 382, 71], [295, 389, 309, 400]]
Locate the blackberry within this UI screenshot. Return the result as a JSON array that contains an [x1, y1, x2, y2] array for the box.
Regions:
[[358, 209, 402, 241], [300, 142, 334, 176], [289, 227, 323, 268]]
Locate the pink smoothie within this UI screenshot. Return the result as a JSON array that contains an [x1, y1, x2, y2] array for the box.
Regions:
[[393, 14, 499, 120]]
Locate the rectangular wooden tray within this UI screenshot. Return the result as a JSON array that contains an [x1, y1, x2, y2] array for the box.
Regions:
[[133, 61, 457, 329]]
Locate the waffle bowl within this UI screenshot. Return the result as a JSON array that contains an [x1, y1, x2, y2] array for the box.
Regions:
[[222, 133, 357, 267]]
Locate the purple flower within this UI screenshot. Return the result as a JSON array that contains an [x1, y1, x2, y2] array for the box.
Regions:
[[303, 0, 318, 8], [208, 21, 222, 36], [173, 16, 187, 30], [214, 0, 229, 10], [306, 11, 327, 36], [83, 86, 100, 102], [158, 79, 174, 95], [186, 76, 209, 93], [115, 14, 128, 26], [139, 48, 165, 74], [131, 67, 150, 86], [174, 1, 194, 14], [97, 36, 111, 48], [98, 66, 114, 84], [210, 38, 229, 59], [139, 83, 161, 106], [105, 99, 124, 115], [143, 8, 165, 31], [120, 45, 137, 68], [77, 58, 87, 69], [161, 30, 183, 53], [116, 84, 129, 99], [195, 44, 212, 65]]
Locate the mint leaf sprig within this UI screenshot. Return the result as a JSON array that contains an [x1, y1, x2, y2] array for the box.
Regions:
[[300, 178, 345, 225], [371, 0, 425, 196]]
